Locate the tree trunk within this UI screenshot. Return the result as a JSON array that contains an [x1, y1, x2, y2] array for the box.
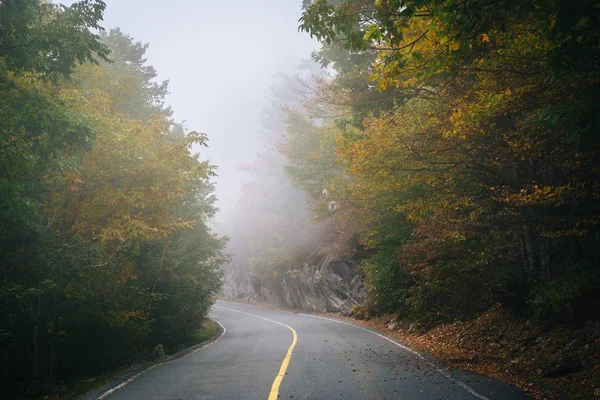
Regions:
[[539, 237, 551, 279], [48, 298, 60, 386], [517, 228, 529, 283], [32, 294, 43, 386], [522, 222, 540, 281]]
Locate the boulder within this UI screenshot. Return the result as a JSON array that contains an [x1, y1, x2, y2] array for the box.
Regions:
[[152, 344, 166, 360]]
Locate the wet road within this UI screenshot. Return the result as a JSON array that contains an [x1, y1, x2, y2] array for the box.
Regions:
[[102, 300, 530, 400]]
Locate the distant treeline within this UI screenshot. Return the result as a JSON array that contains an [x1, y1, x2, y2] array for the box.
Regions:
[[274, 0, 600, 325], [0, 1, 226, 397]]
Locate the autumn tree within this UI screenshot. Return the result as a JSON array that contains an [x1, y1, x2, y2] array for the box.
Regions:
[[294, 0, 600, 323]]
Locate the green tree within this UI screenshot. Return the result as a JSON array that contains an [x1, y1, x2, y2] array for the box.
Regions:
[[0, 0, 109, 78], [0, 4, 226, 397]]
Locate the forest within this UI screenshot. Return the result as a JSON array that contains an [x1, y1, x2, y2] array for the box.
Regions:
[[228, 0, 599, 326], [222, 1, 600, 395], [284, 0, 600, 325], [2, 0, 600, 398], [0, 1, 227, 397]]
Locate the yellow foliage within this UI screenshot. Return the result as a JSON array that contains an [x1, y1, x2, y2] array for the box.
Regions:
[[43, 64, 209, 251]]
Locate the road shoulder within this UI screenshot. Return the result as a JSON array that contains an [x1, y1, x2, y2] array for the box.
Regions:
[[76, 319, 225, 400]]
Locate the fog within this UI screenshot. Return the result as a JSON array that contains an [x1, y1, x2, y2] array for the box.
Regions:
[[83, 0, 317, 224]]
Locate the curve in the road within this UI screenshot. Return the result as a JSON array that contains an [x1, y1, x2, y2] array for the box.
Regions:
[[89, 301, 530, 400], [217, 302, 490, 400], [213, 305, 297, 400]]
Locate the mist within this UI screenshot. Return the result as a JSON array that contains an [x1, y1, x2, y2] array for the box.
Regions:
[[81, 0, 348, 305], [80, 0, 317, 222], [4, 2, 599, 398]]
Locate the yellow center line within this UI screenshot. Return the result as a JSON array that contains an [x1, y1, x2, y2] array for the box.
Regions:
[[213, 306, 298, 400]]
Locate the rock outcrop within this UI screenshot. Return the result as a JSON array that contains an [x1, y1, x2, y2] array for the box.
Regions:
[[222, 264, 256, 301], [223, 253, 366, 314], [282, 254, 365, 314]]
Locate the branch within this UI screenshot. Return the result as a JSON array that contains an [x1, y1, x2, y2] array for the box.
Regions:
[[370, 30, 429, 51]]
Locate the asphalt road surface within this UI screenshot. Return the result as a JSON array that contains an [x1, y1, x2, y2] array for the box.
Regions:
[[103, 300, 530, 400]]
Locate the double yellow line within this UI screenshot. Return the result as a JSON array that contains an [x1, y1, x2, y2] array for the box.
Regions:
[[213, 306, 297, 400]]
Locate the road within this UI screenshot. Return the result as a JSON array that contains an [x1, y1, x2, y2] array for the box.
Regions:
[[102, 300, 530, 400]]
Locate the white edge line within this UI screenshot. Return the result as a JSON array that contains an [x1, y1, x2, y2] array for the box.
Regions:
[[95, 319, 227, 400], [296, 313, 490, 400], [216, 301, 489, 400]]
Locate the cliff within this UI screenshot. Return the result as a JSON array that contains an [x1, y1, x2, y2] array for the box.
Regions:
[[222, 253, 366, 315]]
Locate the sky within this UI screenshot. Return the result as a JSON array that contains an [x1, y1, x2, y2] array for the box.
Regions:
[[76, 0, 317, 224]]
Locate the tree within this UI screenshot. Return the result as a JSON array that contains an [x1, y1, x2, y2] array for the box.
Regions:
[[0, 1, 111, 392], [0, 0, 109, 78], [294, 0, 600, 323], [98, 28, 171, 121], [0, 5, 226, 396]]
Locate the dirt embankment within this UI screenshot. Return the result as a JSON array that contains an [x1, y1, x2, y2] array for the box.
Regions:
[[342, 305, 599, 400]]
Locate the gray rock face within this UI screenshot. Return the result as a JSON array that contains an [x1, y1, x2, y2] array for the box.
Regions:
[[223, 253, 366, 314], [282, 254, 365, 314], [260, 286, 283, 307], [223, 265, 256, 302]]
